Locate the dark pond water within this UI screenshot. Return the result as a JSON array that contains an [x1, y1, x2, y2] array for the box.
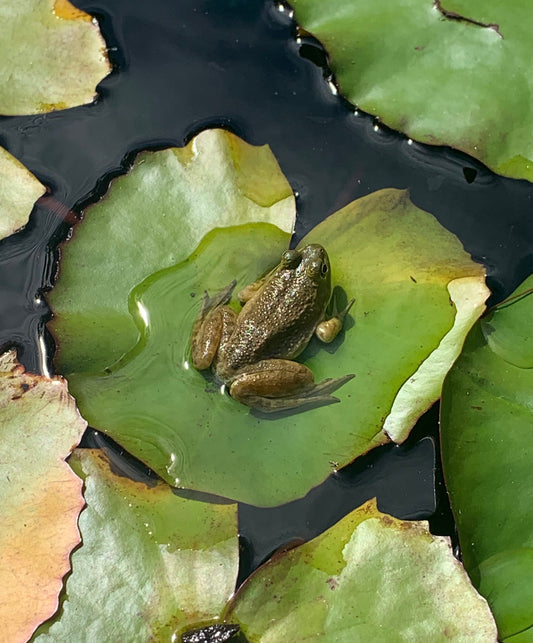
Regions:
[[1, 0, 532, 595]]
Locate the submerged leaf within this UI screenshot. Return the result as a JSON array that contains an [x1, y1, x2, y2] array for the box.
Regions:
[[52, 153, 486, 505], [33, 449, 239, 642], [0, 146, 45, 239], [226, 499, 497, 641], [441, 276, 533, 640], [0, 351, 86, 643], [0, 0, 111, 115], [49, 128, 295, 375], [290, 0, 533, 181]]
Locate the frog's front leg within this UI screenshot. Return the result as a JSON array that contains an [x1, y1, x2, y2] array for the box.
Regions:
[[315, 297, 355, 344], [190, 282, 237, 370], [237, 277, 267, 306], [229, 359, 353, 413]]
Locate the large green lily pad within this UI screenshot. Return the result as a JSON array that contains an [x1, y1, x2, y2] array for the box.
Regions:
[[225, 499, 497, 641], [0, 146, 46, 239], [0, 0, 110, 115], [290, 0, 533, 181], [0, 351, 86, 643], [441, 275, 533, 641], [49, 128, 295, 376], [51, 136, 487, 505], [33, 449, 239, 642]]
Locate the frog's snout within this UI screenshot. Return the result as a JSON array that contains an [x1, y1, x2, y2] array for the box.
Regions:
[[304, 259, 324, 278], [298, 244, 330, 279]]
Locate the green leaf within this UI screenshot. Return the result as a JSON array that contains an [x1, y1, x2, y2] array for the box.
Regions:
[[290, 0, 533, 181], [441, 276, 533, 640], [33, 449, 239, 642], [53, 162, 487, 504], [49, 128, 295, 375], [504, 628, 533, 643], [0, 351, 86, 643], [0, 146, 45, 239], [301, 189, 488, 445], [480, 275, 533, 368], [0, 0, 111, 115], [225, 499, 497, 641]]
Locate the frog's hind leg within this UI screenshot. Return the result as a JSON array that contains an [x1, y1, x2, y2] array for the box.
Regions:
[[229, 359, 354, 413], [190, 281, 237, 370]]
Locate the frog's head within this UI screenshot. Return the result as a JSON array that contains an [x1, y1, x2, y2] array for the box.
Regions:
[[288, 244, 331, 301]]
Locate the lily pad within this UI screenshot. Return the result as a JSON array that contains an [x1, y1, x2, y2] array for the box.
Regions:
[[480, 275, 533, 369], [225, 499, 497, 641], [0, 146, 45, 239], [290, 0, 533, 181], [0, 0, 111, 115], [48, 128, 295, 375], [33, 449, 239, 642], [441, 276, 533, 641], [0, 350, 86, 643], [52, 161, 487, 504]]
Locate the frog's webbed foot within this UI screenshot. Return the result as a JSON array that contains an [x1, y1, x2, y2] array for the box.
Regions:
[[246, 373, 355, 413], [315, 295, 355, 344], [200, 280, 237, 317], [229, 359, 354, 413]]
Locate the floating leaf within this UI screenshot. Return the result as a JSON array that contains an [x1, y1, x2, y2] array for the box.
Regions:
[[480, 275, 533, 369], [0, 0, 111, 115], [0, 350, 86, 643], [0, 146, 45, 239], [302, 189, 488, 446], [49, 128, 295, 375], [33, 449, 239, 642], [441, 276, 533, 641], [225, 499, 497, 641], [290, 0, 533, 181], [52, 150, 487, 505]]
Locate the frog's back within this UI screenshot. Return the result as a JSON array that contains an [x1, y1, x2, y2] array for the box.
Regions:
[[219, 271, 326, 374]]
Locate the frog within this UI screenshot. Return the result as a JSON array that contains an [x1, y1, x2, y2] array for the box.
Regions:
[[190, 244, 354, 413]]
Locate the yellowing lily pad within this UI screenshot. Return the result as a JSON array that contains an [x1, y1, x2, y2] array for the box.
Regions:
[[225, 499, 497, 641], [49, 128, 295, 376], [0, 350, 86, 643], [49, 124, 487, 508], [0, 0, 111, 115], [33, 449, 239, 642], [441, 276, 533, 641], [0, 146, 46, 239], [290, 0, 533, 181]]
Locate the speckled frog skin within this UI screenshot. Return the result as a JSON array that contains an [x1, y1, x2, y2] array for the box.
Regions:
[[190, 244, 354, 412]]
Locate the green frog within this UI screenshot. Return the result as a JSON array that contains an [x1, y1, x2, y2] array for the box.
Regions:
[[190, 244, 354, 412]]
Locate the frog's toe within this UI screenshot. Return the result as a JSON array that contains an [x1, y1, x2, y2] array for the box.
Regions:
[[335, 297, 355, 321], [201, 279, 237, 315], [245, 392, 341, 413], [243, 373, 354, 414], [302, 373, 354, 397]]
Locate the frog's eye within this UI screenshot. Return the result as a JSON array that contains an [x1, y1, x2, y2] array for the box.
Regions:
[[321, 262, 329, 277], [281, 249, 301, 268]]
